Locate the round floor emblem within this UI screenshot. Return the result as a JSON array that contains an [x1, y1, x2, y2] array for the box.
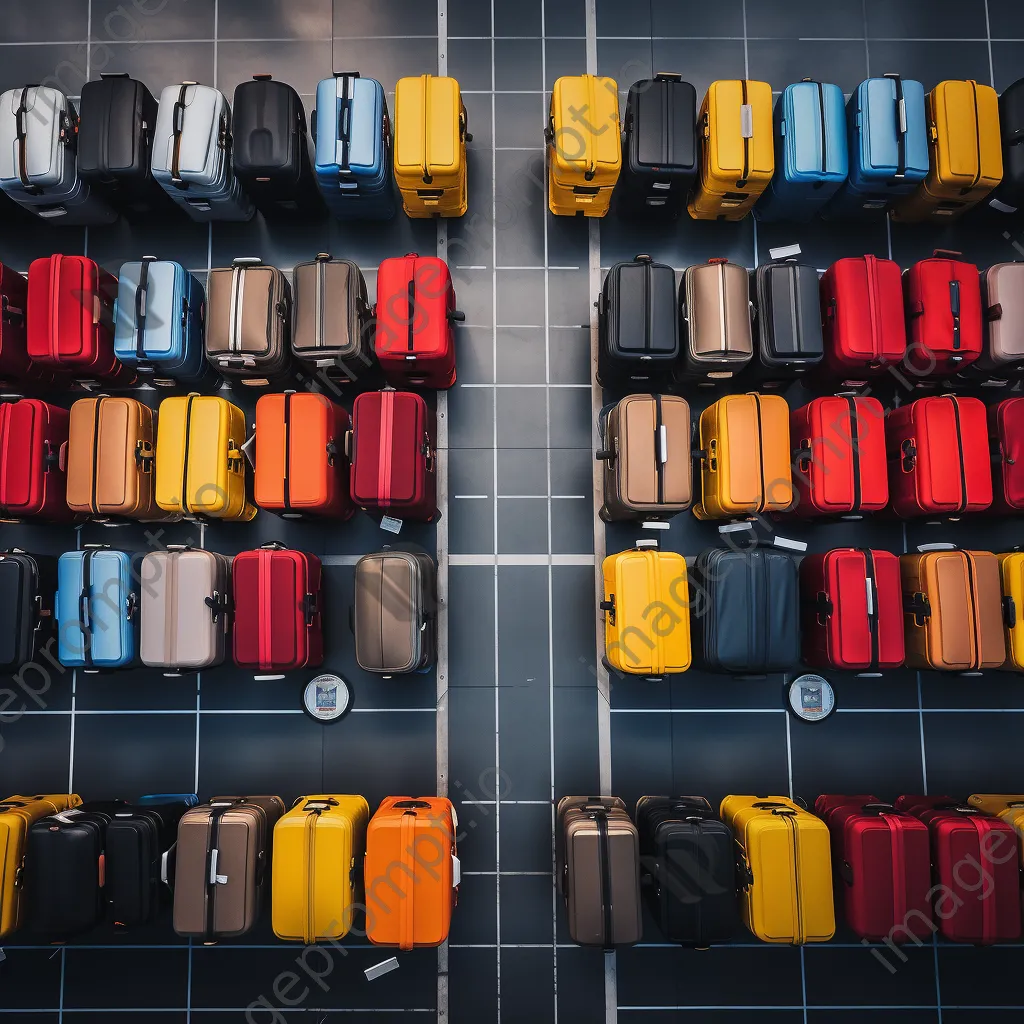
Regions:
[[303, 674, 353, 723], [787, 674, 835, 722]]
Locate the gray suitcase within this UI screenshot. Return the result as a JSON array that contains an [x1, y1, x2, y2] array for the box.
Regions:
[[678, 258, 754, 382]]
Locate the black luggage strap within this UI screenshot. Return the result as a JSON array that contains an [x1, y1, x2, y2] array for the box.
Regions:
[[752, 393, 767, 512], [966, 80, 983, 194], [846, 397, 862, 512], [904, 591, 931, 625], [89, 398, 103, 515], [737, 79, 750, 188], [407, 277, 417, 354], [202, 802, 231, 942], [950, 279, 961, 351], [134, 257, 155, 360], [337, 73, 354, 174], [654, 394, 665, 505], [15, 87, 43, 196], [1, 294, 25, 328], [810, 592, 833, 623], [170, 84, 190, 190], [949, 396, 969, 514], [1004, 595, 1017, 630], [859, 548, 880, 672], [282, 390, 292, 511], [179, 394, 196, 515], [79, 550, 94, 668], [204, 591, 230, 623], [883, 74, 907, 179], [594, 810, 614, 950]]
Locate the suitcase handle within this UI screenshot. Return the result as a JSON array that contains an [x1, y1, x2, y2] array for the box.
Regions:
[[334, 71, 361, 79], [1003, 595, 1017, 629], [252, 73, 273, 81], [600, 597, 615, 624], [393, 800, 431, 809], [303, 799, 338, 811], [899, 439, 917, 472], [931, 248, 963, 260], [303, 592, 318, 626], [986, 303, 1003, 322], [258, 541, 287, 550], [654, 72, 682, 81], [904, 591, 931, 626]]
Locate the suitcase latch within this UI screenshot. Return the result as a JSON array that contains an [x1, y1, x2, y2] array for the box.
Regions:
[[303, 592, 318, 626], [904, 592, 931, 626], [205, 591, 229, 623], [0, 296, 24, 327], [1004, 595, 1017, 629], [814, 592, 833, 624], [900, 439, 917, 472], [600, 596, 615, 624], [134, 440, 154, 473]]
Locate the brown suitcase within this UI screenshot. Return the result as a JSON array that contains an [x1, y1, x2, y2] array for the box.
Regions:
[[598, 394, 692, 521], [679, 258, 754, 381], [66, 396, 159, 519]]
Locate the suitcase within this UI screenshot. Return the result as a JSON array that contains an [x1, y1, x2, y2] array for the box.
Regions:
[[0, 549, 57, 673], [255, 391, 353, 519], [597, 394, 692, 521], [998, 553, 1024, 670], [374, 253, 462, 389], [66, 397, 158, 519], [971, 262, 1024, 379], [749, 259, 824, 386], [634, 795, 737, 947], [689, 80, 774, 221], [720, 795, 835, 944], [0, 262, 52, 391], [693, 393, 793, 519], [154, 394, 257, 521], [364, 796, 459, 948], [272, 795, 370, 943], [967, 794, 1024, 871], [394, 75, 469, 218], [618, 74, 697, 218], [893, 80, 1003, 222], [557, 796, 641, 947], [0, 399, 71, 521], [755, 80, 848, 222], [814, 795, 932, 942], [546, 75, 620, 218], [313, 73, 395, 221], [799, 549, 904, 672], [597, 255, 679, 386], [232, 544, 323, 673], [899, 548, 1005, 671], [354, 550, 436, 675], [172, 796, 284, 940], [138, 793, 199, 808], [790, 395, 888, 517], [291, 254, 375, 382], [349, 390, 437, 521], [990, 398, 1024, 513], [989, 78, 1024, 214], [886, 396, 992, 517], [678, 259, 754, 381], [139, 547, 231, 673], [601, 545, 690, 678]]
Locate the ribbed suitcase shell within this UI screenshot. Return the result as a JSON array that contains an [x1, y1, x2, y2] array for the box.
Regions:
[[0, 399, 70, 520], [990, 79, 1024, 213], [749, 260, 823, 385], [679, 259, 754, 380], [0, 551, 56, 673], [998, 553, 1024, 670], [990, 399, 1024, 512]]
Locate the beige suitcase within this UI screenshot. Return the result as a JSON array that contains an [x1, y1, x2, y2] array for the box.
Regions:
[[679, 258, 754, 381]]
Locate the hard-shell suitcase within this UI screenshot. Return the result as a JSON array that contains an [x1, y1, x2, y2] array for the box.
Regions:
[[799, 549, 904, 672], [693, 393, 793, 519], [139, 794, 199, 808], [886, 396, 992, 517], [597, 394, 692, 521], [354, 550, 436, 675], [990, 78, 1024, 213], [721, 795, 835, 944], [364, 796, 459, 949], [0, 549, 57, 673], [66, 397, 158, 519], [618, 74, 697, 218], [349, 390, 437, 521], [755, 80, 848, 222], [374, 253, 462, 389], [894, 80, 1002, 221], [634, 795, 737, 947], [558, 796, 641, 947], [597, 255, 679, 386], [255, 392, 352, 519], [0, 399, 71, 521], [790, 395, 888, 517], [967, 794, 1024, 872], [749, 259, 824, 385], [990, 398, 1024, 513], [689, 80, 774, 221], [272, 795, 369, 942], [998, 553, 1024, 670], [154, 394, 257, 521], [546, 75, 620, 217], [139, 547, 231, 673], [232, 544, 323, 674], [899, 548, 1005, 671], [0, 262, 52, 391], [601, 545, 690, 678], [679, 258, 754, 381], [970, 262, 1024, 380]]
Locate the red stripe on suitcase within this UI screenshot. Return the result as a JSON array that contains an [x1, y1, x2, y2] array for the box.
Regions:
[[258, 550, 272, 670], [967, 817, 999, 945], [880, 813, 908, 929], [378, 390, 394, 507], [48, 255, 61, 363]]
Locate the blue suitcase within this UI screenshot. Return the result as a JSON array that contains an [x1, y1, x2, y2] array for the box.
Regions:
[[56, 548, 138, 671], [138, 794, 199, 807], [823, 75, 929, 218], [756, 80, 848, 222], [313, 73, 395, 220]]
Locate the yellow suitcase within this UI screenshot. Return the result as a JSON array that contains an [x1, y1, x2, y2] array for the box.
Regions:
[[967, 795, 1024, 870], [154, 394, 256, 520], [394, 75, 470, 218], [272, 794, 369, 942], [893, 80, 1002, 222], [546, 74, 621, 217], [689, 80, 774, 221], [694, 393, 792, 519], [999, 553, 1024, 670], [720, 794, 835, 945], [601, 544, 690, 677]]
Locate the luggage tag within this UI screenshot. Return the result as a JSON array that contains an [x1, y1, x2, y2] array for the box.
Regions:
[[716, 521, 808, 553], [240, 432, 256, 470], [787, 673, 835, 722], [989, 197, 1018, 214], [767, 243, 802, 260], [208, 848, 228, 886], [364, 957, 400, 981], [380, 515, 403, 534]]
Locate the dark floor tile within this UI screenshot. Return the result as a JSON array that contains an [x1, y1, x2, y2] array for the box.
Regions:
[[4, 0, 89, 42], [611, 708, 674, 809], [74, 668, 198, 712], [449, 0, 491, 37], [0, 42, 89, 96], [745, 0, 865, 39], [91, 0, 215, 43], [495, 91, 546, 149], [496, 269, 545, 324], [496, 387, 547, 448], [865, 0, 987, 39], [448, 384, 495, 448], [756, 216, 891, 269], [458, 803, 497, 874], [550, 327, 591, 384], [493, 0, 542, 37], [862, 42, 991, 92], [544, 38, 589, 83], [747, 40, 868, 97], [544, 0, 585, 37], [332, 36, 436, 86], [451, 264, 494, 327], [449, 948, 498, 1021], [448, 565, 496, 687], [550, 567, 594, 686], [93, 41, 215, 97], [449, 452, 496, 550], [555, 946, 606, 1021], [923, 711, 1024, 795], [917, 668, 1024, 711], [548, 268, 591, 326], [462, 91, 493, 151], [447, 36, 493, 92], [497, 872, 554, 943], [0, 949, 62, 1009], [66, 1015, 186, 1023], [495, 327, 548, 383], [991, 41, 1024, 93], [334, 0, 437, 37], [804, 945, 938, 1007], [549, 390, 592, 448], [938, 946, 1024, 1007], [0, 712, 71, 792], [499, 802, 553, 872], [498, 683, 553, 801], [550, 493, 594, 554], [495, 39, 544, 92], [650, 0, 744, 38], [597, 38, 654, 90], [497, 447, 549, 493], [449, 872, 497, 944], [495, 158, 547, 267], [497, 497, 549, 551], [989, 0, 1024, 39], [219, 0, 332, 40], [596, 0, 651, 38], [216, 40, 333, 96], [449, 685, 497, 792], [667, 671, 789, 711], [807, 1014, 938, 1024], [501, 946, 556, 1023], [63, 948, 188, 1009], [87, 217, 210, 277]]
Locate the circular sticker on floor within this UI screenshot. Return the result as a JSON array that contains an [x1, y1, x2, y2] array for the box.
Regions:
[[302, 674, 353, 723], [787, 674, 835, 723]]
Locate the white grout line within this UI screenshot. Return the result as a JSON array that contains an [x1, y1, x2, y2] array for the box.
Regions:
[[985, 0, 996, 87], [449, 554, 595, 566]]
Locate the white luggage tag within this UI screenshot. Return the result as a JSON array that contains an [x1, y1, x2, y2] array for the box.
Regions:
[[451, 854, 461, 887], [208, 848, 228, 885], [364, 958, 400, 981], [240, 431, 256, 469], [740, 104, 754, 138], [380, 515, 403, 535], [160, 842, 177, 885], [768, 243, 802, 260], [916, 542, 957, 552]]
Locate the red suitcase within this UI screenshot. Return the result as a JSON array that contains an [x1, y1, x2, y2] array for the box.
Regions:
[[815, 795, 932, 943], [350, 390, 437, 521], [990, 398, 1024, 513], [820, 255, 906, 382], [800, 549, 904, 672], [232, 543, 323, 673], [0, 263, 54, 391], [885, 395, 992, 517], [0, 399, 71, 521], [791, 396, 888, 517], [374, 254, 462, 389], [904, 250, 983, 378]]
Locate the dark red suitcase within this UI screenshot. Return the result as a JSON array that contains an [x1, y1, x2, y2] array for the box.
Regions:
[[815, 795, 932, 943], [350, 390, 437, 521], [904, 250, 983, 377], [885, 395, 992, 517], [232, 543, 323, 673], [990, 398, 1024, 512], [0, 399, 71, 521], [791, 396, 888, 517], [820, 255, 906, 382], [374, 253, 462, 390]]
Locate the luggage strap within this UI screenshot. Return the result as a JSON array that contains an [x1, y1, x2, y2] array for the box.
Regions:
[[257, 549, 274, 671], [883, 74, 907, 180], [304, 805, 322, 945], [859, 548, 880, 672], [133, 257, 156, 360], [949, 278, 961, 351], [751, 393, 767, 512], [89, 397, 103, 515], [228, 263, 246, 355], [879, 813, 908, 928], [846, 397, 863, 513], [948, 396, 969, 514], [282, 391, 292, 511], [801, 79, 827, 175], [48, 255, 62, 364], [399, 809, 417, 950], [15, 87, 43, 196], [407, 275, 417, 354], [594, 810, 614, 950], [654, 394, 666, 506], [966, 80, 983, 194], [963, 551, 984, 671], [965, 816, 999, 943], [737, 79, 751, 188], [776, 809, 805, 944], [170, 84, 190, 190], [203, 803, 230, 942], [179, 394, 197, 515], [79, 550, 94, 668], [337, 75, 353, 174], [420, 74, 432, 185], [378, 390, 395, 508], [164, 551, 179, 668]]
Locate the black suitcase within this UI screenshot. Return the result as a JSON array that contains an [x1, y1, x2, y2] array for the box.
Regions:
[[597, 254, 679, 387], [635, 796, 738, 947], [232, 75, 324, 219], [0, 549, 56, 673], [991, 77, 1024, 214]]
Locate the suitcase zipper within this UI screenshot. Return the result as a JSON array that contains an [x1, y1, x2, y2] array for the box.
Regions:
[[643, 256, 652, 357], [179, 394, 196, 515], [304, 806, 320, 944], [315, 254, 327, 351], [878, 812, 908, 929], [864, 255, 881, 364], [89, 398, 103, 515], [781, 811, 805, 944], [48, 255, 61, 363], [846, 397, 862, 512], [407, 274, 417, 353], [949, 396, 968, 513], [752, 393, 766, 510], [884, 73, 907, 180], [963, 552, 983, 670], [813, 80, 826, 175], [228, 264, 244, 355], [420, 74, 432, 185], [378, 391, 395, 508], [966, 80, 983, 194], [737, 80, 750, 187], [717, 261, 731, 356], [949, 277, 961, 351]]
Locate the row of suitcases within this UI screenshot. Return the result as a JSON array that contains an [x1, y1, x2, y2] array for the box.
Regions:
[[0, 252, 462, 392], [603, 543, 1024, 676], [560, 793, 1024, 948], [0, 793, 458, 947]]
